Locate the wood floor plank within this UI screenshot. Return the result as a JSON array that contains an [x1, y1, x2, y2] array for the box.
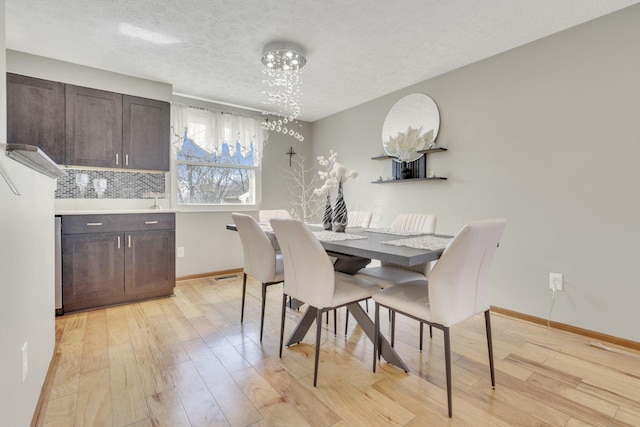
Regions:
[[183, 338, 263, 427], [106, 305, 132, 347], [44, 277, 640, 426], [75, 367, 112, 426], [41, 393, 77, 427], [80, 309, 109, 374], [145, 389, 191, 427], [167, 360, 230, 427], [130, 326, 175, 397], [109, 342, 148, 427], [49, 341, 83, 400]]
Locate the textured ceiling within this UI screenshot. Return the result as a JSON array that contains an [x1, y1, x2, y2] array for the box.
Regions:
[[5, 0, 639, 121]]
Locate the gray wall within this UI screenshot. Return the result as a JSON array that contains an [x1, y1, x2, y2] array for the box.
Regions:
[[0, 2, 58, 424], [311, 5, 640, 342]]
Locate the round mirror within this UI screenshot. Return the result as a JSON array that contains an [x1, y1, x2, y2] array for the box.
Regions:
[[382, 93, 440, 163]]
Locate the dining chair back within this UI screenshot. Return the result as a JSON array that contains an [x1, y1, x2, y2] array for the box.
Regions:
[[347, 211, 372, 228], [428, 219, 506, 326], [232, 213, 284, 341], [372, 218, 506, 417], [271, 219, 336, 308], [354, 212, 437, 344], [390, 213, 437, 234], [270, 218, 380, 386], [258, 209, 292, 222]]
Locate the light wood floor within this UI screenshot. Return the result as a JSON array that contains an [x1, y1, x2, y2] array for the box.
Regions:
[[38, 276, 640, 426]]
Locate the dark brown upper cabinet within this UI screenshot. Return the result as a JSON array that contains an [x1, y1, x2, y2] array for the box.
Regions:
[[123, 95, 170, 171], [6, 73, 66, 164], [65, 85, 123, 168], [7, 74, 170, 171]]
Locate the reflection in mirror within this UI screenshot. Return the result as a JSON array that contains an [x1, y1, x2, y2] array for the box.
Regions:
[[382, 93, 440, 163]]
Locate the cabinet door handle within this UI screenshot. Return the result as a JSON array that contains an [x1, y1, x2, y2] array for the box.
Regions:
[[117, 236, 121, 249], [144, 221, 158, 225], [125, 154, 129, 166], [86, 222, 103, 226], [116, 153, 119, 165], [128, 235, 131, 248]]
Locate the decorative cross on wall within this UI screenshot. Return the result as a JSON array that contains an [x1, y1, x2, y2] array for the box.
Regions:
[[286, 146, 297, 167]]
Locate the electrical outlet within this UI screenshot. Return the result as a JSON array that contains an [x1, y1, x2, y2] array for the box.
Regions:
[[21, 343, 28, 383], [177, 247, 185, 258], [549, 272, 563, 291]]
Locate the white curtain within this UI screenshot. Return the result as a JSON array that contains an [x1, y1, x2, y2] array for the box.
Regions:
[[171, 103, 265, 165]]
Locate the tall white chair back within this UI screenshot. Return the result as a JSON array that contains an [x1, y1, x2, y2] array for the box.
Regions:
[[372, 218, 506, 417], [259, 209, 292, 222], [270, 218, 380, 386], [347, 211, 372, 228], [390, 213, 436, 233], [233, 213, 281, 283], [428, 219, 506, 326], [269, 219, 336, 308], [232, 213, 284, 341]]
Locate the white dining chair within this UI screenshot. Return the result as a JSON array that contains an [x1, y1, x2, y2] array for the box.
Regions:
[[258, 209, 292, 222], [354, 213, 436, 346], [372, 219, 506, 418], [347, 211, 372, 228], [232, 213, 284, 342], [270, 218, 380, 386]]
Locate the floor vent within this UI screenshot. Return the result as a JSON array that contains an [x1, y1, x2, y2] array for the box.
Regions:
[[215, 274, 239, 282]]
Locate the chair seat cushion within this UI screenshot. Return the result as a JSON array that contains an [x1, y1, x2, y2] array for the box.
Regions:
[[331, 273, 380, 308], [355, 266, 427, 289], [372, 281, 431, 321]]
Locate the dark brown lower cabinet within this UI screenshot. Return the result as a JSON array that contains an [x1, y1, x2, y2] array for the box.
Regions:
[[62, 213, 175, 313]]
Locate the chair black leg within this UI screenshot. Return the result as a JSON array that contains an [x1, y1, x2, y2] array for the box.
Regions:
[[345, 307, 349, 336], [430, 325, 433, 338], [419, 322, 423, 351], [279, 293, 287, 358], [391, 311, 396, 347], [365, 299, 369, 312], [334, 309, 337, 336], [485, 310, 496, 389], [443, 327, 453, 418], [373, 303, 379, 372], [259, 283, 267, 342], [240, 273, 247, 323], [314, 309, 323, 387]]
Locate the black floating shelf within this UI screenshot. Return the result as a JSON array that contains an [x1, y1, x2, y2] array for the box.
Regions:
[[371, 177, 447, 184], [416, 147, 448, 154]]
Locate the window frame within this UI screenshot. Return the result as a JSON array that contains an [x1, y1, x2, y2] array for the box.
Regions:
[[169, 106, 263, 213]]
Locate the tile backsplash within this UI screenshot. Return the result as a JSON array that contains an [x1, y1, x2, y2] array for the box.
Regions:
[[56, 169, 166, 199]]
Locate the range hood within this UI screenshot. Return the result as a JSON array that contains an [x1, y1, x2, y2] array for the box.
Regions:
[[5, 144, 66, 179]]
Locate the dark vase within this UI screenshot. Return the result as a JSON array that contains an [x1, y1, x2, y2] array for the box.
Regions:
[[332, 181, 348, 232], [400, 161, 412, 179], [322, 192, 333, 230]]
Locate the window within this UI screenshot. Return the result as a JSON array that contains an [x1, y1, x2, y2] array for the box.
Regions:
[[171, 104, 264, 208]]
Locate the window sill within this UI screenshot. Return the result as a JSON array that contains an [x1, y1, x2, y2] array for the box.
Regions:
[[174, 203, 258, 213]]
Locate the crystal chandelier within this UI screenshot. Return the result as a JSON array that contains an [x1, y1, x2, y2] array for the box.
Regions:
[[260, 41, 306, 142]]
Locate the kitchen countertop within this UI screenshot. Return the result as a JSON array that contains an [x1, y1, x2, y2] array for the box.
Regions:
[[56, 209, 180, 215]]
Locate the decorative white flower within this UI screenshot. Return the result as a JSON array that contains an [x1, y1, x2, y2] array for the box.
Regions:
[[313, 150, 357, 195], [385, 127, 435, 162]]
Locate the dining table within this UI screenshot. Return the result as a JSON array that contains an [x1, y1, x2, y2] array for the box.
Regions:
[[226, 222, 452, 372]]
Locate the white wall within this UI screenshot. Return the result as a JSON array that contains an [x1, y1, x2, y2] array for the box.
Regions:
[[7, 49, 172, 101], [311, 5, 640, 342], [0, 1, 58, 423]]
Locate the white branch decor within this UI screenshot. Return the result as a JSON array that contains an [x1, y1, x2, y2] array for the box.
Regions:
[[313, 150, 358, 195], [385, 127, 434, 162], [280, 156, 322, 222]]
